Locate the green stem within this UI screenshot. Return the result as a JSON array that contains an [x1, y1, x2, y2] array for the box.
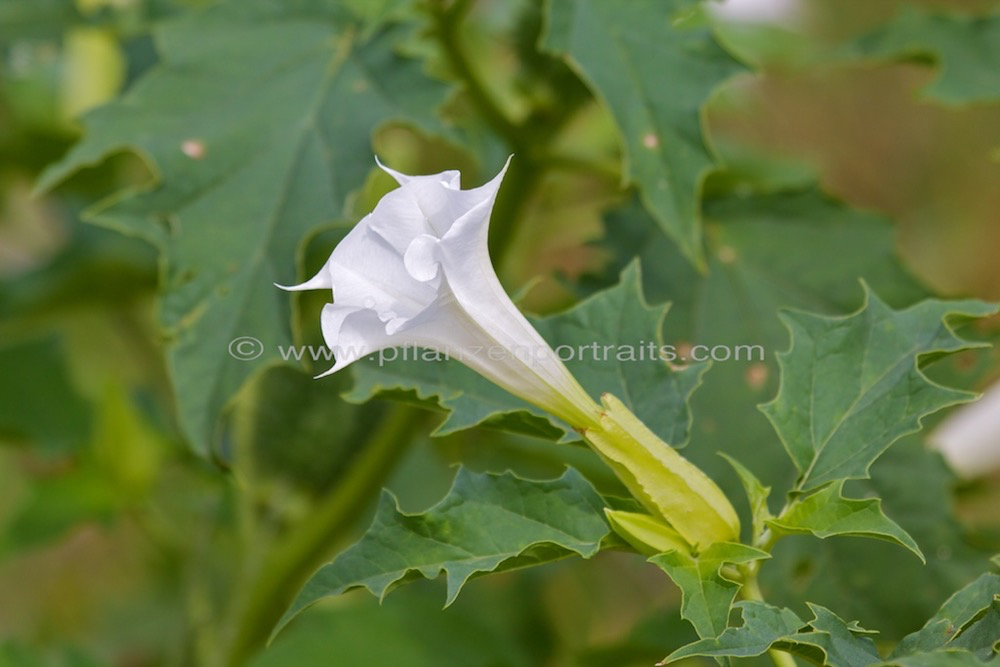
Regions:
[[428, 0, 521, 148], [427, 0, 594, 269], [221, 405, 424, 667], [736, 498, 801, 667]]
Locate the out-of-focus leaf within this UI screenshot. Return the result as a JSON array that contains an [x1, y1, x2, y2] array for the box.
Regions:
[[891, 572, 1000, 660], [0, 224, 157, 321], [0, 336, 90, 453], [254, 585, 537, 667], [227, 365, 370, 493], [36, 0, 452, 456], [0, 0, 80, 43], [542, 0, 747, 269], [0, 474, 117, 553], [279, 467, 611, 631], [1, 383, 163, 552], [0, 641, 107, 667], [662, 601, 881, 666], [760, 289, 996, 492], [768, 481, 924, 561], [882, 650, 996, 667], [348, 262, 707, 446], [650, 542, 769, 639], [849, 7, 1000, 104]]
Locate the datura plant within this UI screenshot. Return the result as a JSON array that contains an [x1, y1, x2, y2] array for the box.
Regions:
[[281, 158, 738, 554], [23, 1, 1000, 666], [276, 160, 998, 666]]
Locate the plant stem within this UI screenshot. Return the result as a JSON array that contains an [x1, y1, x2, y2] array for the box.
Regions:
[[427, 0, 595, 269], [428, 0, 521, 148], [221, 404, 424, 667]]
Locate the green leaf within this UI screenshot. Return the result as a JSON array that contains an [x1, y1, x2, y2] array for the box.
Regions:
[[760, 288, 996, 492], [783, 603, 882, 667], [762, 439, 999, 641], [661, 600, 805, 663], [542, 0, 747, 268], [36, 0, 451, 456], [848, 7, 1000, 104], [662, 601, 883, 666], [589, 191, 992, 638], [349, 262, 707, 447], [767, 481, 924, 562], [279, 467, 611, 632], [719, 453, 772, 544], [892, 572, 1000, 660], [650, 542, 769, 639]]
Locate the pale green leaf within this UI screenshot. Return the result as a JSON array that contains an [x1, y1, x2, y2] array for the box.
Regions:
[[279, 467, 611, 632], [760, 288, 996, 492], [768, 481, 924, 562], [719, 453, 772, 544], [542, 0, 747, 268], [348, 262, 707, 447], [36, 0, 451, 455], [650, 542, 770, 639]]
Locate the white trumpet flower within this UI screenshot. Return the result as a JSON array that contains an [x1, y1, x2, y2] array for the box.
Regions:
[[280, 157, 601, 429]]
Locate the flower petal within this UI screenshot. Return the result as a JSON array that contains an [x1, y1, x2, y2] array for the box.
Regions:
[[403, 234, 441, 283], [327, 223, 437, 321], [375, 155, 461, 189], [316, 304, 393, 377], [274, 264, 332, 291]]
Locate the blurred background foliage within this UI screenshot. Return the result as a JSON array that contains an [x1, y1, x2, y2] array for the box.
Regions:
[[1, 0, 998, 666]]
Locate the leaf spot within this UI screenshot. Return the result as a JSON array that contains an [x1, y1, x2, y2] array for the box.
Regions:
[[181, 139, 205, 160]]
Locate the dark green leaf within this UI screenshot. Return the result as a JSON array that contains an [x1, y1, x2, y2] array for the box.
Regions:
[[650, 542, 770, 639], [542, 0, 747, 268], [36, 0, 452, 456], [762, 439, 998, 641], [279, 467, 611, 632], [892, 572, 1000, 660], [784, 603, 882, 667], [760, 288, 996, 492], [662, 601, 882, 666], [661, 600, 805, 663]]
